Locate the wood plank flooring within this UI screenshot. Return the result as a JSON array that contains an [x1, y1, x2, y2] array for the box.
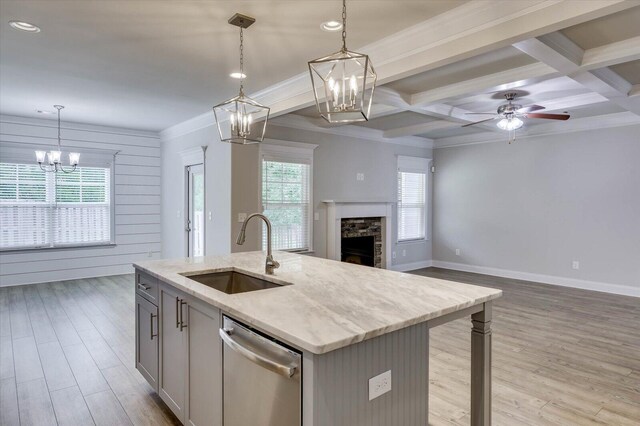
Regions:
[[415, 267, 640, 426], [0, 275, 179, 426], [0, 269, 638, 425]]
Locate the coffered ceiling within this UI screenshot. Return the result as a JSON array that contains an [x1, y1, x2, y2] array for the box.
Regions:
[[274, 2, 640, 148], [2, 0, 639, 146], [0, 0, 465, 131]]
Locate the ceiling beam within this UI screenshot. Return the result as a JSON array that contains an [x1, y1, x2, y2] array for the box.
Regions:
[[270, 114, 433, 149], [514, 32, 640, 116], [163, 0, 637, 135], [580, 36, 640, 70], [409, 63, 559, 107], [383, 120, 459, 139]]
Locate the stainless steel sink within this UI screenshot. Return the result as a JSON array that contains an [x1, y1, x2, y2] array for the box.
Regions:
[[180, 271, 285, 294]]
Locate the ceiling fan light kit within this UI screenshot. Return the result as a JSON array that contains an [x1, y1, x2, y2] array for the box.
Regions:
[[464, 92, 571, 144], [213, 13, 270, 145], [308, 0, 377, 123]]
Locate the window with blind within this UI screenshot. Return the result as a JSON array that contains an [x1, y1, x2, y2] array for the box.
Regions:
[[0, 162, 113, 250], [261, 146, 313, 252], [397, 156, 429, 242]]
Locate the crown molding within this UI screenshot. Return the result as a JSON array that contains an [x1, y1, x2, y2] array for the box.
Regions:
[[159, 110, 214, 141], [270, 114, 433, 149], [434, 112, 640, 149]]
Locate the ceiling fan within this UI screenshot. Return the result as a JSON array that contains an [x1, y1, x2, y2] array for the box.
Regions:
[[462, 92, 570, 142]]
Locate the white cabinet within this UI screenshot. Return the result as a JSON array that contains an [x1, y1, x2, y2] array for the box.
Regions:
[[135, 294, 158, 390], [154, 280, 222, 425]]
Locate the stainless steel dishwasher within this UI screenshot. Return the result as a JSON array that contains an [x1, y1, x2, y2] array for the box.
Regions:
[[220, 316, 302, 426]]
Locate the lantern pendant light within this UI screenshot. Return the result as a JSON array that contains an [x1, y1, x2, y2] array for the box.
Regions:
[[213, 13, 269, 144], [308, 0, 377, 123], [35, 105, 80, 173]]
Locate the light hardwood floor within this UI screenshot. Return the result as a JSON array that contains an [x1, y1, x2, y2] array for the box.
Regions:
[[417, 268, 640, 426], [0, 269, 638, 425]]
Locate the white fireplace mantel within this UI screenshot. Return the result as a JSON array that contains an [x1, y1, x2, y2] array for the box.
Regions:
[[323, 200, 394, 269]]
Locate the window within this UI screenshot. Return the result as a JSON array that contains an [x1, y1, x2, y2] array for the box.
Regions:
[[260, 143, 315, 252], [397, 156, 429, 242], [0, 162, 113, 250]]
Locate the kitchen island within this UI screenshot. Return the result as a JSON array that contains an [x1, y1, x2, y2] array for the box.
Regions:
[[133, 251, 501, 426]]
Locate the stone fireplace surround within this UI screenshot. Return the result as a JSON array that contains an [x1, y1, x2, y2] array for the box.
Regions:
[[341, 218, 382, 268], [323, 201, 393, 269]]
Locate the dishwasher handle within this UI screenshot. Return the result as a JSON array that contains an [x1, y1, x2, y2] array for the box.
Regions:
[[219, 328, 297, 378]]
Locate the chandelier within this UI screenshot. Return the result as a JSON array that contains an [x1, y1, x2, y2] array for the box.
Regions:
[[35, 105, 80, 173], [308, 0, 377, 123], [213, 13, 269, 144]]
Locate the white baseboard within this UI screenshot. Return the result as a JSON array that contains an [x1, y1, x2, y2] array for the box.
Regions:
[[431, 260, 639, 298], [390, 260, 433, 272]]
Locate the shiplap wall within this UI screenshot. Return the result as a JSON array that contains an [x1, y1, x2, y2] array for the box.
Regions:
[[0, 114, 161, 286]]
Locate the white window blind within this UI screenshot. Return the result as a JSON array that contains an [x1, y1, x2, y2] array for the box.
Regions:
[[261, 158, 311, 251], [0, 162, 112, 250], [397, 156, 429, 242]]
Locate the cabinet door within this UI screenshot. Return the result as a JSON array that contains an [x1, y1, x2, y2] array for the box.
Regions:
[[159, 285, 187, 422], [185, 299, 222, 426], [135, 294, 158, 391]]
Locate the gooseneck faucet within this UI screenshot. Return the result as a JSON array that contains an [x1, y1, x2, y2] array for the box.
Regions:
[[236, 213, 280, 275]]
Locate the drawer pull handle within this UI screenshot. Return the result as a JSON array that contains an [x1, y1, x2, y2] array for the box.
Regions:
[[138, 283, 151, 291]]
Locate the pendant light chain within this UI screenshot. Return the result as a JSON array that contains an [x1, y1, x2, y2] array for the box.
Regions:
[[341, 0, 347, 51], [239, 27, 244, 94], [56, 105, 63, 150]]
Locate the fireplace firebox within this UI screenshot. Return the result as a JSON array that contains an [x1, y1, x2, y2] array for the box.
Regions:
[[341, 236, 375, 267]]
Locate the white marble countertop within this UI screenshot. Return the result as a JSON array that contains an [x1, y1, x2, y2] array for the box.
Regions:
[[134, 251, 501, 354]]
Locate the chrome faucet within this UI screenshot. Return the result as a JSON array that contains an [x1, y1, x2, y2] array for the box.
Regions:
[[236, 213, 280, 275]]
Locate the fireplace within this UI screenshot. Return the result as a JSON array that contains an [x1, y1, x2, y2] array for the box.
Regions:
[[324, 201, 393, 269], [341, 235, 375, 266], [341, 217, 383, 268]]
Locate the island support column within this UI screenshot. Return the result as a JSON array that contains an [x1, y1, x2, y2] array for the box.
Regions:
[[470, 302, 492, 426]]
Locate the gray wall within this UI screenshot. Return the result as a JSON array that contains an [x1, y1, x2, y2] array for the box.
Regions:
[[231, 124, 433, 269], [433, 125, 640, 292], [0, 115, 162, 286], [161, 125, 231, 259]]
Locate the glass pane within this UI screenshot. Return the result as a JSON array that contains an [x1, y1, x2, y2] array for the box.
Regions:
[[191, 171, 205, 257]]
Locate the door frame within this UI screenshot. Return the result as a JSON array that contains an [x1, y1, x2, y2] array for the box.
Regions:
[[185, 163, 205, 257], [179, 145, 207, 257]]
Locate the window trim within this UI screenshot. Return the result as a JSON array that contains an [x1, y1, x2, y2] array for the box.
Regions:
[[0, 158, 117, 252], [259, 140, 317, 253], [397, 155, 431, 244]]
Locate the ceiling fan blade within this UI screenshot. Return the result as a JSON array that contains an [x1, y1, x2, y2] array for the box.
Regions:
[[517, 104, 545, 113], [462, 117, 496, 127], [526, 112, 570, 120]]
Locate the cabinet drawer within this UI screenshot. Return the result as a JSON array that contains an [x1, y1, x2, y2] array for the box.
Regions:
[[136, 270, 159, 305]]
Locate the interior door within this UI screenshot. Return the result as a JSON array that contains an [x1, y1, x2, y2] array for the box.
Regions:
[[186, 164, 205, 257]]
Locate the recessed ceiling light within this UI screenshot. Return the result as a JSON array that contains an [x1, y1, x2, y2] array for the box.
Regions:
[[9, 20, 41, 33], [229, 72, 247, 79], [320, 21, 342, 32]]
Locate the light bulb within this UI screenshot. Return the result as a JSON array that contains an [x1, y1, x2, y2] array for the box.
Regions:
[[35, 150, 46, 163], [69, 152, 80, 166], [48, 151, 61, 164], [497, 117, 523, 131]]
